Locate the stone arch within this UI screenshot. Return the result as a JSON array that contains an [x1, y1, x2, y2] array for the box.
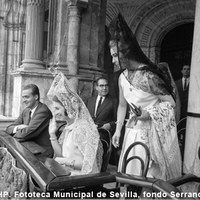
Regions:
[[106, 0, 140, 26], [132, 0, 195, 62], [106, 0, 195, 63]]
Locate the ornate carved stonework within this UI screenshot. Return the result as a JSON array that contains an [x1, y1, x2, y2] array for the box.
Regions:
[[135, 0, 195, 48], [106, 0, 195, 62], [106, 2, 138, 26], [3, 0, 26, 26], [21, 0, 45, 69], [66, 0, 88, 8], [27, 0, 43, 6]]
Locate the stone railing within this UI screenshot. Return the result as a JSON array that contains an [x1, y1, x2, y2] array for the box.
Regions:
[[0, 117, 16, 131]]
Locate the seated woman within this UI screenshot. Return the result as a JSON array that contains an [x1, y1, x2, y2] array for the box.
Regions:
[[47, 72, 103, 175]]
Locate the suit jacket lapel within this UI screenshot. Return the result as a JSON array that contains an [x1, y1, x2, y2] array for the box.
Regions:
[[91, 96, 97, 117], [96, 96, 109, 117], [31, 102, 41, 119], [181, 80, 185, 91], [24, 109, 31, 125]]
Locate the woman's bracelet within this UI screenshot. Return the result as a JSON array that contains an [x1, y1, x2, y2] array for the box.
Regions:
[[50, 137, 57, 141], [115, 121, 124, 127]]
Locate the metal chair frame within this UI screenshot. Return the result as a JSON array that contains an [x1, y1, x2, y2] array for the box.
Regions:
[[121, 141, 150, 177], [98, 128, 112, 172]]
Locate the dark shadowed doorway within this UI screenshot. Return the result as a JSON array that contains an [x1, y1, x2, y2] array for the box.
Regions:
[[160, 23, 194, 81]]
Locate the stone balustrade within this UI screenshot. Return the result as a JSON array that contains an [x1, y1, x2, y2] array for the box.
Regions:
[[0, 118, 16, 131]]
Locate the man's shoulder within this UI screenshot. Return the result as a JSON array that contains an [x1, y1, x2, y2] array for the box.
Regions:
[[175, 79, 182, 85], [86, 95, 97, 102], [20, 102, 50, 113], [37, 102, 51, 113], [21, 107, 30, 114], [106, 95, 116, 102]]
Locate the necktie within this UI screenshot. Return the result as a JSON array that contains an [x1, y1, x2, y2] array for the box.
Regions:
[[27, 110, 32, 124], [184, 78, 187, 90], [95, 97, 102, 117]]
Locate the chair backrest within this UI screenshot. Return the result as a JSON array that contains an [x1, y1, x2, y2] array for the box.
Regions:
[[198, 147, 200, 160], [121, 141, 150, 177], [177, 117, 187, 132], [98, 128, 112, 172], [177, 128, 186, 142], [177, 127, 186, 160]]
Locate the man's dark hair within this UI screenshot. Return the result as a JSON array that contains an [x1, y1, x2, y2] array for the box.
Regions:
[[96, 76, 109, 85], [23, 84, 40, 101], [182, 65, 190, 69]]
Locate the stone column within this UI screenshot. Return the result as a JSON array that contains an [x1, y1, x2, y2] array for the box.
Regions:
[[11, 0, 50, 117], [184, 0, 200, 177], [64, 0, 88, 92], [1, 0, 26, 116], [21, 0, 45, 70]]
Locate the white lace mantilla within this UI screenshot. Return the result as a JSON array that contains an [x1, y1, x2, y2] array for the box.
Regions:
[[146, 102, 182, 180], [0, 147, 27, 197], [48, 72, 103, 174]]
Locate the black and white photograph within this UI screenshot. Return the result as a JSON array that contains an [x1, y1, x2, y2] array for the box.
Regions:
[[0, 0, 199, 199]]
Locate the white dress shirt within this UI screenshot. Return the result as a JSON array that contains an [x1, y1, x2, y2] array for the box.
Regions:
[[94, 95, 105, 117], [182, 77, 189, 90]]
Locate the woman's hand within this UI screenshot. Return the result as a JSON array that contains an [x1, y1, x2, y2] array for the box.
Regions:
[[137, 107, 150, 121], [55, 157, 77, 169], [128, 107, 150, 126], [55, 157, 68, 165], [112, 131, 121, 148], [49, 115, 57, 138], [102, 123, 111, 130], [126, 113, 138, 127]]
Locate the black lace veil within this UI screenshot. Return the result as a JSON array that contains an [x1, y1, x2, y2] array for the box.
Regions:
[[108, 13, 175, 100]]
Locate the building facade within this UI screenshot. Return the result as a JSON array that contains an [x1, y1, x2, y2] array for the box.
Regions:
[[0, 0, 196, 117], [1, 0, 200, 184]]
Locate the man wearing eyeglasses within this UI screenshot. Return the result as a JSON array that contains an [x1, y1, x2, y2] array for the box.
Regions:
[[86, 76, 117, 133]]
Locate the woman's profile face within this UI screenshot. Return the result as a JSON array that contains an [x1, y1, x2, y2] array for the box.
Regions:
[[110, 46, 121, 72], [110, 45, 129, 71], [52, 101, 67, 121]]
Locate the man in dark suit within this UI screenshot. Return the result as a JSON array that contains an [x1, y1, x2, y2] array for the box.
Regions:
[[86, 76, 118, 165], [6, 84, 53, 158], [86, 76, 117, 134], [175, 65, 190, 119], [175, 65, 190, 159]]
